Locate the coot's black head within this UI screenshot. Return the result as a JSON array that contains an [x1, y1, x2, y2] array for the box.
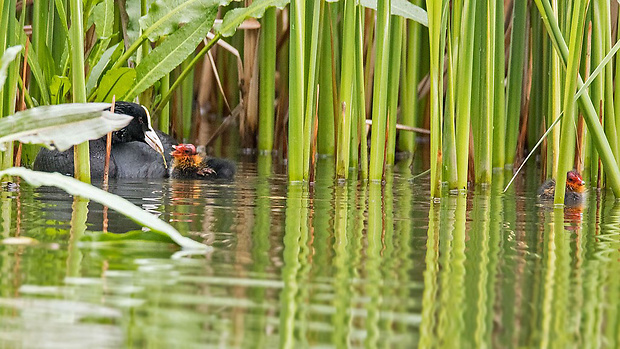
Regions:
[[110, 101, 164, 154]]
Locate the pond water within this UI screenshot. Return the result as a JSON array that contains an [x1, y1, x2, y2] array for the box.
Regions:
[[0, 156, 619, 348]]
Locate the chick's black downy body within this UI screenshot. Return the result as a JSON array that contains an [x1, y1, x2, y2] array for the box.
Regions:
[[170, 144, 235, 180], [538, 170, 587, 205]]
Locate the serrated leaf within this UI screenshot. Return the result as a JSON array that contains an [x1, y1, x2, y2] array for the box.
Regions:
[[93, 0, 113, 38], [89, 0, 114, 71], [50, 76, 71, 105], [0, 167, 209, 251], [216, 0, 288, 37], [96, 67, 136, 102], [124, 11, 216, 100], [139, 0, 228, 42], [0, 46, 21, 92], [0, 103, 130, 151]]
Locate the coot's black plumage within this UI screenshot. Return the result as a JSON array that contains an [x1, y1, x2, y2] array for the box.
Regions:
[[33, 101, 236, 180], [33, 101, 166, 178], [110, 129, 176, 178]]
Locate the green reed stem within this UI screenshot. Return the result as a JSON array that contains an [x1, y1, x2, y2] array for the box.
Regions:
[[258, 8, 276, 152], [317, 5, 335, 156], [505, 0, 525, 165], [336, 0, 356, 179], [302, 0, 322, 180], [554, 0, 587, 205], [599, 0, 618, 167], [548, 0, 561, 179], [70, 0, 90, 183], [491, 0, 505, 169], [444, 22, 457, 187], [369, 0, 392, 182], [455, 0, 477, 191], [399, 14, 422, 155], [356, 5, 368, 179], [426, 0, 446, 195], [477, 0, 495, 184], [288, 0, 305, 182], [386, 16, 403, 166], [159, 73, 170, 133]]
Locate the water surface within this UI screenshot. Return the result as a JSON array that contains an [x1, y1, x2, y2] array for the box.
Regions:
[[0, 159, 618, 348]]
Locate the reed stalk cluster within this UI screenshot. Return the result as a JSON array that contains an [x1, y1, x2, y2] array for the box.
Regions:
[[3, 1, 620, 201]]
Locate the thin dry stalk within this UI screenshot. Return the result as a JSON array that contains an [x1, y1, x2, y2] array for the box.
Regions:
[[103, 96, 115, 188]]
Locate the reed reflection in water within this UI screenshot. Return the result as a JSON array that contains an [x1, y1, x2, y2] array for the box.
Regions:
[[0, 160, 617, 347]]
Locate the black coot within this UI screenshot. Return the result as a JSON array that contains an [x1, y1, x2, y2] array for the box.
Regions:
[[33, 101, 165, 178], [33, 102, 236, 180]]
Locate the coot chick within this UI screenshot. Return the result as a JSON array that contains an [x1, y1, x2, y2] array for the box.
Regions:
[[170, 144, 235, 180], [538, 170, 586, 204], [33, 101, 165, 178]]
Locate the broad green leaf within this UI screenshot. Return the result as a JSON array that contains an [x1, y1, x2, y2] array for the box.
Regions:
[[0, 167, 209, 251], [53, 0, 71, 54], [93, 0, 114, 39], [124, 11, 216, 100], [89, 0, 114, 70], [50, 76, 71, 105], [139, 0, 228, 42], [0, 103, 130, 151], [96, 67, 136, 102], [86, 42, 122, 97], [0, 46, 21, 92], [359, 0, 428, 26], [216, 0, 428, 38], [216, 0, 288, 37]]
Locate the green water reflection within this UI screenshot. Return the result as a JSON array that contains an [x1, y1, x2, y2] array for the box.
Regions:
[[0, 161, 618, 348]]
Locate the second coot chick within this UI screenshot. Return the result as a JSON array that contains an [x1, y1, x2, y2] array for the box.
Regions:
[[538, 170, 586, 205], [170, 144, 235, 180]]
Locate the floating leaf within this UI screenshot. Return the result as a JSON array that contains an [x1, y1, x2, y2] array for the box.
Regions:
[[96, 67, 136, 102], [125, 11, 216, 100], [0, 167, 209, 251], [0, 46, 22, 92], [0, 103, 130, 151]]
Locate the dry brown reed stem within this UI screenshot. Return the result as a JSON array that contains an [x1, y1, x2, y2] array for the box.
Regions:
[[364, 119, 430, 134], [242, 16, 260, 148], [15, 38, 29, 168], [103, 96, 115, 188]]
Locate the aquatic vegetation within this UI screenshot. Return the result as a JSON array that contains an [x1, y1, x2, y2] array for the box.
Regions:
[[1, 0, 620, 203]]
